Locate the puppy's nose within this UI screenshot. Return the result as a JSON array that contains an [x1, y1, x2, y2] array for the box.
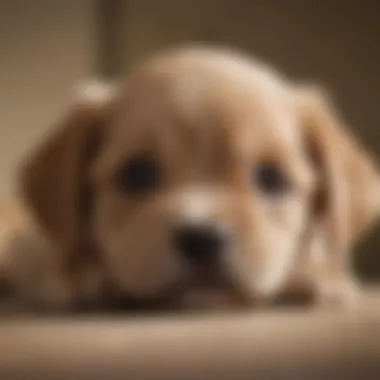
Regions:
[[174, 224, 226, 266]]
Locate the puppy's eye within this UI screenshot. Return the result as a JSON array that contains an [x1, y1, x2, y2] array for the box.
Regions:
[[116, 156, 159, 195], [254, 162, 290, 196]]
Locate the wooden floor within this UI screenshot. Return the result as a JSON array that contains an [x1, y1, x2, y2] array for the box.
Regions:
[[0, 288, 379, 380]]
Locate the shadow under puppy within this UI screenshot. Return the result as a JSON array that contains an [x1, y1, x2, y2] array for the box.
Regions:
[[2, 46, 380, 313]]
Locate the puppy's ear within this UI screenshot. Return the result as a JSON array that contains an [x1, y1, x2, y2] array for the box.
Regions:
[[19, 81, 116, 255], [297, 86, 380, 303]]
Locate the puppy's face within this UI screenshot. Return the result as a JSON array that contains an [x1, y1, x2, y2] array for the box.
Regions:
[[20, 48, 380, 309], [91, 55, 314, 303]]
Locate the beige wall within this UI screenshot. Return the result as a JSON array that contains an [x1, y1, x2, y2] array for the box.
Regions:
[[0, 0, 97, 198], [121, 1, 380, 143], [3, 0, 379, 198]]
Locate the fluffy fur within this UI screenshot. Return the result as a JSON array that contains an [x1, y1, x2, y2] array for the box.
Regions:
[[1, 46, 380, 312]]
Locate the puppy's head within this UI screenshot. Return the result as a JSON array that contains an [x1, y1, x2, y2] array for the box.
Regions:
[[19, 47, 380, 309]]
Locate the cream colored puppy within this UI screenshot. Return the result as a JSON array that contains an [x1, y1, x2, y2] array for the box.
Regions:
[[1, 46, 380, 312]]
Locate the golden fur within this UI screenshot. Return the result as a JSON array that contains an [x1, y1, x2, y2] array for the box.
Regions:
[[1, 46, 380, 312]]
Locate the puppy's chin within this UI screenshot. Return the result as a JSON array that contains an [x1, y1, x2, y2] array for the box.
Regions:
[[105, 261, 287, 312], [108, 275, 264, 313], [111, 289, 250, 313], [175, 270, 254, 311], [178, 286, 252, 311]]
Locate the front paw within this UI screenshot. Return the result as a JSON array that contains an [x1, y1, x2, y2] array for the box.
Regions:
[[314, 278, 360, 310]]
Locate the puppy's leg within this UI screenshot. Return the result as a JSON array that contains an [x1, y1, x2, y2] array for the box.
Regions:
[[274, 234, 359, 310], [0, 203, 76, 314], [272, 273, 358, 310], [312, 258, 360, 310], [309, 231, 359, 309], [0, 229, 74, 314]]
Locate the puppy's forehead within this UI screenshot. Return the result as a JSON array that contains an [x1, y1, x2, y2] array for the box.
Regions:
[[109, 49, 301, 154]]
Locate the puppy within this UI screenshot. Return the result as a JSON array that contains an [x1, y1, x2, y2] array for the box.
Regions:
[[2, 45, 380, 312]]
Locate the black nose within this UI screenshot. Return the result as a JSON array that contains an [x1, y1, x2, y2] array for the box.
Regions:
[[173, 224, 226, 267]]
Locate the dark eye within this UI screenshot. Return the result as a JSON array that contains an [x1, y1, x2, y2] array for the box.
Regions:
[[116, 155, 160, 195], [254, 162, 290, 196]]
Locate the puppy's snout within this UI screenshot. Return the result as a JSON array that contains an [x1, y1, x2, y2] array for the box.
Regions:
[[173, 224, 226, 267]]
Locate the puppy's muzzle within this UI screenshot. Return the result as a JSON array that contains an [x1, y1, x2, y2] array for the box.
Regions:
[[173, 223, 228, 270]]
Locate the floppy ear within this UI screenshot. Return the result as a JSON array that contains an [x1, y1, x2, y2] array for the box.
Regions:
[[18, 81, 116, 260], [296, 86, 380, 304]]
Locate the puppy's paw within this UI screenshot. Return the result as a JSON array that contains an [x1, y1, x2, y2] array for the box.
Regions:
[[314, 278, 360, 310], [0, 224, 76, 314]]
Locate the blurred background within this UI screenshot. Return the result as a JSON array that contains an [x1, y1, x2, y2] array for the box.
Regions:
[[0, 0, 379, 279]]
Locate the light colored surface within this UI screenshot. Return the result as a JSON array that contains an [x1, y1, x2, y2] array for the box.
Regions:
[[0, 288, 379, 380], [0, 1, 96, 198]]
